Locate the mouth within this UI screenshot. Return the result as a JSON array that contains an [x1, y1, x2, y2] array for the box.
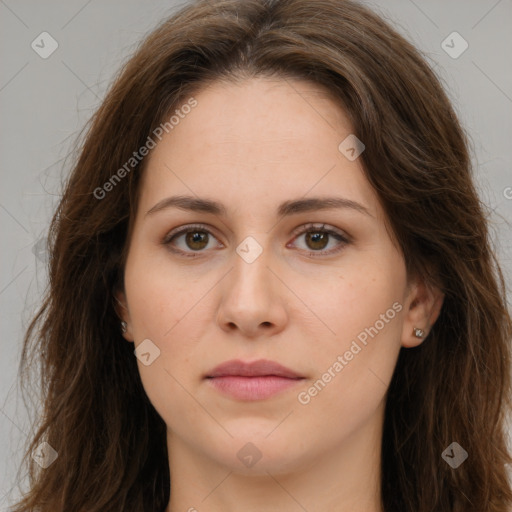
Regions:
[[205, 359, 305, 401]]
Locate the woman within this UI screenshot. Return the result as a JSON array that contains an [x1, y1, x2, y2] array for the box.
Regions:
[[11, 0, 512, 511]]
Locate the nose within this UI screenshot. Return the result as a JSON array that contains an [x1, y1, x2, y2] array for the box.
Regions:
[[215, 241, 288, 338]]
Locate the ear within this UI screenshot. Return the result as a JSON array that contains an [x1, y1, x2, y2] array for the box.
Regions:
[[113, 289, 134, 342], [401, 274, 444, 348]]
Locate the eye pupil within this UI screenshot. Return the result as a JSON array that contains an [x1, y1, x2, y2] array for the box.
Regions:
[[306, 232, 328, 250], [186, 231, 208, 250]]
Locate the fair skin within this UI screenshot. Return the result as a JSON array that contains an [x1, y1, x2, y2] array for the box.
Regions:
[[117, 77, 444, 512]]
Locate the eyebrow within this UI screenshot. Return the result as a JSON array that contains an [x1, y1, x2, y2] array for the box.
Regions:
[[146, 195, 372, 218]]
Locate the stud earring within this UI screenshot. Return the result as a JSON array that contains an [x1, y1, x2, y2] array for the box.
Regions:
[[120, 321, 128, 334], [413, 327, 425, 338]]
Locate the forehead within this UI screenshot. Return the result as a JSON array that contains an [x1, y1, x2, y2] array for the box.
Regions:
[[178, 76, 352, 148], [138, 77, 379, 220]]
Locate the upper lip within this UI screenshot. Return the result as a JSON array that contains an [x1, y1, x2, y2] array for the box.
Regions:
[[205, 359, 303, 379]]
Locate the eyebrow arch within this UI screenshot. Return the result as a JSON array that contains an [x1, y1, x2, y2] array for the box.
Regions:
[[146, 195, 372, 218]]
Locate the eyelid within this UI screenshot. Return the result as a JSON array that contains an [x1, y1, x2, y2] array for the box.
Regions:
[[289, 222, 351, 242], [162, 223, 220, 245]]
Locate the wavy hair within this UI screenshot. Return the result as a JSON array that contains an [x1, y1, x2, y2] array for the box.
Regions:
[[11, 0, 512, 510]]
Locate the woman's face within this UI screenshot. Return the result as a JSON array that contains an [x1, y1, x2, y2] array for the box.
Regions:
[[119, 77, 441, 475]]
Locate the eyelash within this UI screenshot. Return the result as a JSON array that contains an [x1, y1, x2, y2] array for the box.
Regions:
[[162, 223, 350, 259]]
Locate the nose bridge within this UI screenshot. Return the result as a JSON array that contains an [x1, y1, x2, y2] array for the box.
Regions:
[[216, 233, 287, 335], [230, 234, 273, 299]]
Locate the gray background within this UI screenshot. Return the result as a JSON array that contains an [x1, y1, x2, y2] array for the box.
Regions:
[[1, 0, 511, 508]]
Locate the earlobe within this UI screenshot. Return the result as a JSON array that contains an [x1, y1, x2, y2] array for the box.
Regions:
[[401, 277, 445, 348], [113, 291, 134, 342]]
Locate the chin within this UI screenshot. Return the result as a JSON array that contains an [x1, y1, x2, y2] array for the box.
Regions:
[[206, 432, 317, 476]]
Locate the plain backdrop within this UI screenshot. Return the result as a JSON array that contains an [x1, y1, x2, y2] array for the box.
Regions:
[[1, 0, 511, 509]]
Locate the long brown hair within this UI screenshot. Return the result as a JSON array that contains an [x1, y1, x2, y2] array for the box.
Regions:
[[11, 0, 512, 510]]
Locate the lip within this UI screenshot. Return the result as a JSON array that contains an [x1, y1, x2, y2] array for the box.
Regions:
[[205, 359, 305, 400], [205, 359, 303, 379]]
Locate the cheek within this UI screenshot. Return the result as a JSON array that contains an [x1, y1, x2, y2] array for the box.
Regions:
[[295, 257, 405, 347], [125, 265, 205, 427], [124, 248, 210, 376], [292, 255, 405, 396], [124, 244, 198, 339], [292, 270, 404, 447]]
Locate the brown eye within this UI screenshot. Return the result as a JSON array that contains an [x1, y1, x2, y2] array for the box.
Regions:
[[184, 231, 209, 251], [289, 223, 350, 257], [305, 231, 329, 251], [163, 224, 222, 257]]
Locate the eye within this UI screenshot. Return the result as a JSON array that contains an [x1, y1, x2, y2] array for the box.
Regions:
[[288, 223, 350, 256], [162, 223, 222, 258]]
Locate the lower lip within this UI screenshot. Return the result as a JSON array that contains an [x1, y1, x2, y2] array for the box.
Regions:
[[206, 375, 303, 400]]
